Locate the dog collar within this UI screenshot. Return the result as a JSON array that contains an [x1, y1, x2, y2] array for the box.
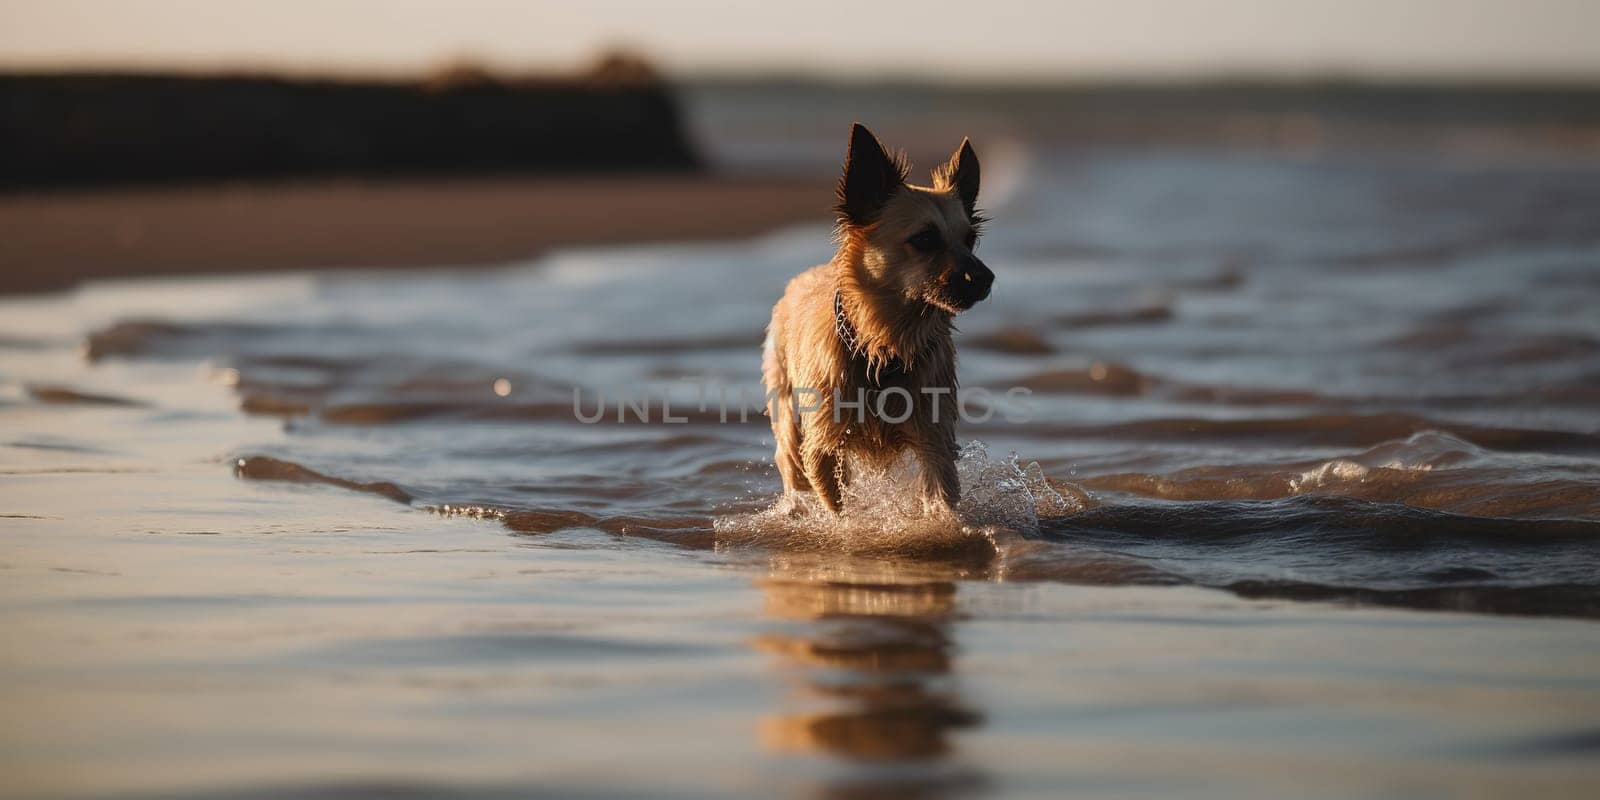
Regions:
[[834, 290, 906, 380]]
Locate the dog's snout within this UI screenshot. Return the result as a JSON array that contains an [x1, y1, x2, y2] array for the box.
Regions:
[[956, 254, 994, 305]]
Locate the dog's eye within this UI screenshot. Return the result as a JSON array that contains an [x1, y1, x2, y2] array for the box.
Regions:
[[908, 229, 942, 253]]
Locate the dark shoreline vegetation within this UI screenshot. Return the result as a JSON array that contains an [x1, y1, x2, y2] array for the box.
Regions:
[[0, 55, 701, 190]]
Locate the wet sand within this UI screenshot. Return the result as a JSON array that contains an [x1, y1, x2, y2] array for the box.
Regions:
[[0, 174, 830, 294]]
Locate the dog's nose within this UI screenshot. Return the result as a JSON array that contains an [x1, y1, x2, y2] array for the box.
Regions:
[[960, 255, 994, 301]]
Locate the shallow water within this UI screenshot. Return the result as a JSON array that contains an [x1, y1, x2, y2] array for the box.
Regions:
[[4, 146, 1600, 797]]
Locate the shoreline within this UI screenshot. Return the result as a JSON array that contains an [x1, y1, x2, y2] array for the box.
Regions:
[[0, 173, 831, 295]]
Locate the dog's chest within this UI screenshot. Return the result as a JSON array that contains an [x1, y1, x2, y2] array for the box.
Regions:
[[830, 353, 946, 450]]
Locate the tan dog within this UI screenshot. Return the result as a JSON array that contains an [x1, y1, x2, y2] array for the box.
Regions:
[[763, 123, 993, 514]]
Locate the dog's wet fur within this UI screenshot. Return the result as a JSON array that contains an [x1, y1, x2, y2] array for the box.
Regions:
[[763, 123, 994, 514]]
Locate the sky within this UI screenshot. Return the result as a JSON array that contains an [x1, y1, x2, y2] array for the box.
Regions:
[[3, 0, 1599, 82]]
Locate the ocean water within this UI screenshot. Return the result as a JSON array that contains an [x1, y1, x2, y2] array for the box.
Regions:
[[3, 143, 1600, 797]]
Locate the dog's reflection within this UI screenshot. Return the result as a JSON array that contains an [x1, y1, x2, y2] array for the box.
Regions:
[[752, 558, 982, 762]]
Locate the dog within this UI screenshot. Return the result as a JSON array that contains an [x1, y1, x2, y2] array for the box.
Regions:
[[763, 123, 994, 514]]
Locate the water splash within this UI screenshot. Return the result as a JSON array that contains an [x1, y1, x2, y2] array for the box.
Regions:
[[714, 441, 1091, 557], [953, 441, 1088, 531]]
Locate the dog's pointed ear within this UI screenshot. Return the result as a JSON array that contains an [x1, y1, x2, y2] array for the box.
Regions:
[[836, 123, 907, 226], [936, 137, 981, 217]]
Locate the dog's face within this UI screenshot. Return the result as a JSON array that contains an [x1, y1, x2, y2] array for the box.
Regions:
[[835, 124, 994, 314]]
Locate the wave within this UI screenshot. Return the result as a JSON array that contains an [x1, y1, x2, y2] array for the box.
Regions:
[[1053, 303, 1174, 329], [233, 455, 412, 504], [26, 383, 144, 407], [1013, 362, 1345, 405], [1079, 431, 1600, 518], [964, 328, 1056, 356], [84, 319, 303, 362], [1021, 413, 1600, 454], [227, 440, 1600, 619], [569, 332, 758, 355], [1035, 495, 1600, 618], [1221, 578, 1600, 618]]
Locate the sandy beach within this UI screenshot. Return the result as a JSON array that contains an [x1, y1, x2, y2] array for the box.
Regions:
[[0, 174, 830, 294]]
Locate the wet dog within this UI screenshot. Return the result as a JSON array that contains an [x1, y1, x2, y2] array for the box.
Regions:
[[763, 123, 993, 514]]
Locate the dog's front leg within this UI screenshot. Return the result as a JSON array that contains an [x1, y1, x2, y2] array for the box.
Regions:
[[771, 404, 809, 492], [909, 403, 961, 514], [801, 446, 844, 513], [908, 392, 961, 514], [916, 445, 961, 514]]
